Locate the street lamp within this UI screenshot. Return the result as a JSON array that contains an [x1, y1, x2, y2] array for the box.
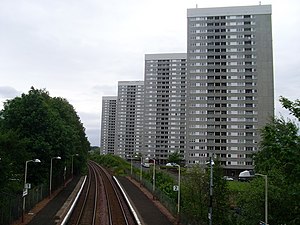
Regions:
[[166, 163, 181, 215], [49, 156, 61, 197], [208, 157, 214, 225], [152, 159, 156, 193], [140, 156, 143, 183], [256, 173, 268, 225], [126, 154, 133, 175], [71, 154, 79, 178], [130, 156, 133, 175], [22, 159, 41, 222]]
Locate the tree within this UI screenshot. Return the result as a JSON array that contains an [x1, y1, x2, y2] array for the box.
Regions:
[[181, 165, 208, 225], [253, 117, 300, 225], [167, 150, 184, 165], [0, 87, 90, 191], [180, 161, 231, 225], [280, 97, 300, 121], [237, 97, 300, 225], [0, 130, 29, 191]]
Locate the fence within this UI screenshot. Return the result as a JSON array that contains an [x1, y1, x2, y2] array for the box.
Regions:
[[127, 166, 209, 225], [127, 168, 178, 219], [0, 184, 48, 224]]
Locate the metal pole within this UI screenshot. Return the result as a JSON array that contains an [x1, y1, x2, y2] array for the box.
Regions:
[[140, 157, 142, 182], [209, 157, 213, 225], [256, 173, 268, 225], [71, 154, 78, 178], [50, 158, 53, 197], [130, 157, 133, 175], [50, 156, 61, 197], [177, 164, 181, 215], [22, 160, 30, 222], [153, 159, 156, 192], [265, 175, 268, 225], [71, 155, 74, 178]]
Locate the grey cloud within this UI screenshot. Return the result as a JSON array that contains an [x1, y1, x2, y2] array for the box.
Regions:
[[0, 86, 20, 98], [77, 111, 100, 146], [86, 128, 101, 147], [91, 85, 118, 96]]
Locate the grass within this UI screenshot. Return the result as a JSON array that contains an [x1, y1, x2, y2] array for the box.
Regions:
[[228, 180, 249, 192]]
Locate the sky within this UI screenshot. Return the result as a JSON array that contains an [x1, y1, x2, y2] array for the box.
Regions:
[[0, 0, 299, 146]]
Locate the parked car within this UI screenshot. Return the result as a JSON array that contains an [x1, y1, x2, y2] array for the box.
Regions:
[[223, 176, 234, 181], [142, 162, 150, 168], [166, 162, 178, 167], [238, 170, 254, 181]]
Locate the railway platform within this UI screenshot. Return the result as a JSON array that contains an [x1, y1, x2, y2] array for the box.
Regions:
[[12, 174, 176, 225], [12, 176, 81, 225]]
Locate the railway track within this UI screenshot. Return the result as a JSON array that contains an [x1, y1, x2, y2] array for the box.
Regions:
[[67, 160, 137, 225]]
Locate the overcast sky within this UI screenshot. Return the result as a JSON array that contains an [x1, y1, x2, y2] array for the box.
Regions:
[[0, 0, 299, 146]]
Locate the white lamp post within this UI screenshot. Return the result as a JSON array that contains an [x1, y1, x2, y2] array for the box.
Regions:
[[49, 156, 61, 197], [256, 173, 268, 225], [166, 163, 181, 215], [208, 157, 214, 225], [22, 159, 41, 222], [71, 154, 79, 178], [126, 154, 133, 175], [140, 156, 143, 183], [152, 159, 156, 192], [130, 156, 133, 175]]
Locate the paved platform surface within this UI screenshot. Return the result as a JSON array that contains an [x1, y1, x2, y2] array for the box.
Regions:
[[17, 175, 175, 225], [26, 176, 80, 225], [117, 176, 175, 225]]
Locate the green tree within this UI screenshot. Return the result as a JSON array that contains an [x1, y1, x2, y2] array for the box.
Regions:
[[280, 97, 300, 121], [167, 150, 184, 165], [0, 87, 90, 191], [181, 165, 208, 225], [237, 98, 300, 225], [254, 117, 299, 225], [0, 130, 29, 191], [181, 161, 231, 225], [211, 160, 231, 225]]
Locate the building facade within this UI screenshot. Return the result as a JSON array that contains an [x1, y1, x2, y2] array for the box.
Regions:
[[143, 53, 187, 164], [186, 5, 274, 175], [115, 81, 144, 158], [100, 96, 117, 155]]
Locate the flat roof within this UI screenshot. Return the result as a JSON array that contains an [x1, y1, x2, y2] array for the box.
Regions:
[[145, 53, 187, 60], [187, 5, 271, 17], [118, 81, 144, 85], [102, 96, 117, 100]]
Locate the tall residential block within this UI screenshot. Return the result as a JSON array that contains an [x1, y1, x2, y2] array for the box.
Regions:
[[100, 96, 117, 155], [186, 5, 274, 175], [144, 53, 187, 164], [115, 81, 144, 158]]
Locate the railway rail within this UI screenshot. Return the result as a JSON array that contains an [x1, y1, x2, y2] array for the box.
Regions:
[[67, 160, 137, 225]]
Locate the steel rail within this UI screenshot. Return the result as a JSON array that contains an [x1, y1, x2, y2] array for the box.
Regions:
[[90, 161, 130, 225], [74, 163, 97, 225]]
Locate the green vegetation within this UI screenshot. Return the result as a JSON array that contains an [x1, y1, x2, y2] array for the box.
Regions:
[[1, 91, 299, 225], [236, 97, 300, 225], [92, 154, 233, 225], [0, 87, 90, 192], [93, 97, 300, 225], [90, 153, 178, 199], [167, 150, 185, 165]]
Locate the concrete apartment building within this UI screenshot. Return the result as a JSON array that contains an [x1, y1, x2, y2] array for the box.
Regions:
[[186, 5, 274, 175], [100, 5, 274, 174], [144, 53, 187, 164], [100, 96, 117, 155], [115, 81, 145, 158]]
